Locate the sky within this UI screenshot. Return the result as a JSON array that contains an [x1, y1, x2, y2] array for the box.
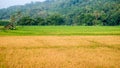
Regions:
[[0, 0, 46, 9]]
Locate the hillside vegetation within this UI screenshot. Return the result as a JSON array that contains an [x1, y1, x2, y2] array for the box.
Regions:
[[0, 0, 120, 26]]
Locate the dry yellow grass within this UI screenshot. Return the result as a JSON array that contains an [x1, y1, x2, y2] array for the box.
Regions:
[[0, 36, 120, 68]]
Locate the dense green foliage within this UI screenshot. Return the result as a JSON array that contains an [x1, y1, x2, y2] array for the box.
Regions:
[[17, 14, 65, 26], [0, 0, 119, 26], [0, 20, 10, 26], [0, 26, 120, 36]]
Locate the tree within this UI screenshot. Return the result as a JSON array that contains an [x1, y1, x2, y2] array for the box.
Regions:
[[92, 11, 101, 25], [46, 14, 65, 25], [0, 20, 10, 26], [17, 16, 35, 25], [35, 17, 45, 25], [16, 11, 22, 25], [107, 11, 120, 26], [10, 15, 16, 29], [74, 14, 85, 25], [85, 14, 94, 26]]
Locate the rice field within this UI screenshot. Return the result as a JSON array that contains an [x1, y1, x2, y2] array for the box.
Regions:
[[0, 26, 120, 68], [0, 36, 120, 68], [0, 26, 120, 36]]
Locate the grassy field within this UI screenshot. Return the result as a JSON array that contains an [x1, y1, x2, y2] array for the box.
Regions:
[[0, 36, 120, 68], [0, 26, 120, 68], [0, 26, 120, 36]]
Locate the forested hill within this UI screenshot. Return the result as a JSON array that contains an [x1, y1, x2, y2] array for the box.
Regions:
[[0, 0, 120, 26]]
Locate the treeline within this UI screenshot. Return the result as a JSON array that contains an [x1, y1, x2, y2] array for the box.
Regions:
[[17, 12, 120, 26], [0, 20, 9, 26], [17, 14, 64, 26], [1, 12, 119, 26], [0, 0, 120, 26]]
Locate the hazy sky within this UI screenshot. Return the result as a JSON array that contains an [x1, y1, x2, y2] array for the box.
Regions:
[[0, 0, 46, 9]]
